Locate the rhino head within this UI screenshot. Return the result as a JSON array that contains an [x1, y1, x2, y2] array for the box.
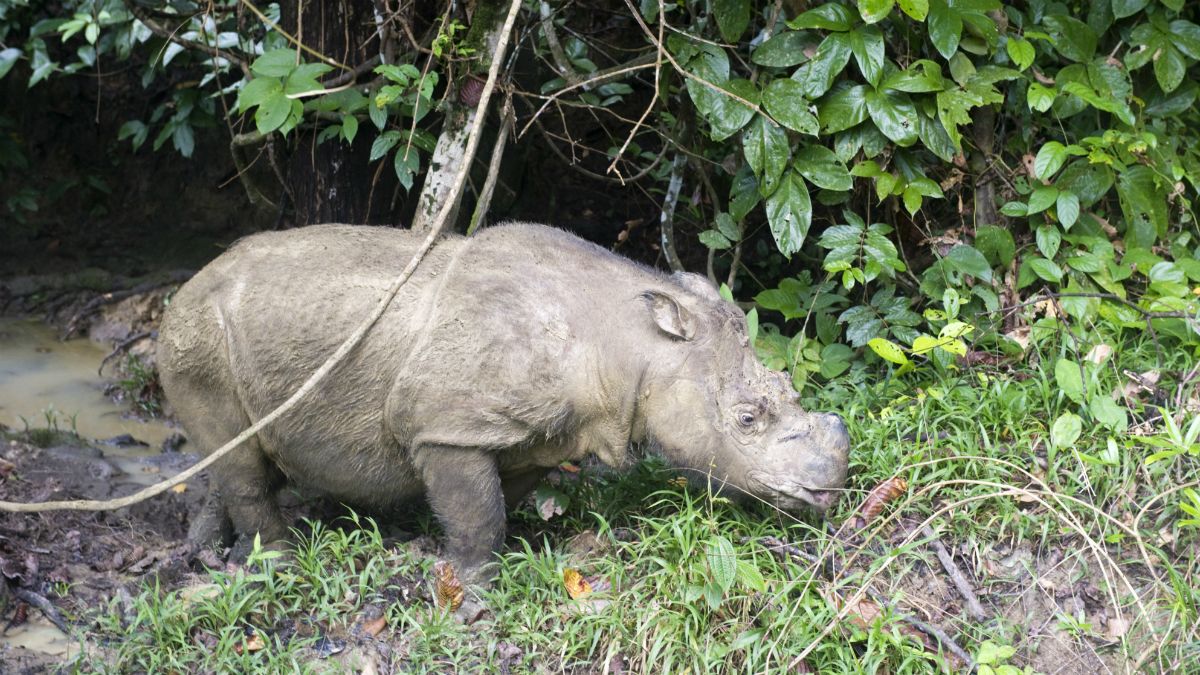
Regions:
[[636, 274, 850, 514]]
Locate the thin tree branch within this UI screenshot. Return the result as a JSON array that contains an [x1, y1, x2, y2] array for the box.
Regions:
[[659, 152, 687, 273], [124, 0, 249, 75], [467, 93, 515, 235], [517, 52, 658, 138], [539, 1, 582, 88]]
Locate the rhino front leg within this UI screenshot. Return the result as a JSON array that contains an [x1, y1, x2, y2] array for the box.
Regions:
[[414, 445, 506, 587]]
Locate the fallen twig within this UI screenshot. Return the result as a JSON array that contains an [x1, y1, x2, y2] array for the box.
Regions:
[[748, 534, 976, 672], [921, 524, 988, 622], [98, 331, 156, 377], [61, 272, 193, 339], [10, 587, 70, 635], [864, 588, 975, 671]]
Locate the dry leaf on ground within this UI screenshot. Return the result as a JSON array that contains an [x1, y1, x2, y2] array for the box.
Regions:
[[433, 560, 464, 611]]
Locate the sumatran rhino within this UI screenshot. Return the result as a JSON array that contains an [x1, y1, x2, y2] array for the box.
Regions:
[[159, 223, 850, 585]]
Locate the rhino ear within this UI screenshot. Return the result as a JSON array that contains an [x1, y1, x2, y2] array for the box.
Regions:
[[641, 290, 697, 341], [671, 271, 722, 302]]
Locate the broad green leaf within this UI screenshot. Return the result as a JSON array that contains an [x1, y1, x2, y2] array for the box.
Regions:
[[945, 244, 992, 281], [847, 26, 886, 87], [1153, 44, 1185, 94], [742, 116, 790, 196], [254, 90, 293, 133], [284, 62, 333, 96], [729, 166, 761, 222], [939, 338, 967, 357], [788, 3, 857, 31], [370, 129, 401, 161], [977, 641, 1017, 666], [819, 343, 853, 378], [714, 0, 751, 42], [1111, 0, 1149, 19], [251, 48, 299, 77], [1027, 82, 1056, 111], [694, 78, 759, 141], [1116, 166, 1167, 248], [997, 200, 1029, 218], [868, 337, 910, 365], [172, 123, 194, 157], [1171, 20, 1200, 59], [912, 334, 940, 354], [1055, 359, 1084, 403], [394, 148, 418, 191], [1036, 225, 1061, 259], [1034, 141, 1068, 180], [903, 185, 923, 215], [1028, 256, 1064, 283], [1056, 191, 1080, 229], [0, 48, 20, 80], [1006, 38, 1035, 71], [940, 320, 973, 339], [706, 536, 737, 592], [917, 112, 956, 161], [1058, 161, 1113, 207], [764, 79, 819, 134], [751, 31, 813, 68], [975, 225, 1015, 267], [238, 77, 283, 113], [817, 83, 869, 134], [1027, 185, 1059, 214], [1089, 394, 1127, 432], [764, 171, 812, 256], [715, 212, 741, 240], [897, 0, 929, 21], [699, 230, 733, 249], [804, 32, 853, 98], [1044, 15, 1097, 63], [341, 114, 359, 144], [1051, 412, 1083, 449], [928, 0, 963, 59], [881, 60, 946, 92], [858, 0, 894, 25], [794, 144, 852, 191], [865, 88, 918, 146]]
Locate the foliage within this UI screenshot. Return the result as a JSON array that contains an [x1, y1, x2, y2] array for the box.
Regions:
[[626, 0, 1200, 398]]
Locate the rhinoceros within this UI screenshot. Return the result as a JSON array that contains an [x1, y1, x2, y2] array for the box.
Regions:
[[158, 223, 850, 585]]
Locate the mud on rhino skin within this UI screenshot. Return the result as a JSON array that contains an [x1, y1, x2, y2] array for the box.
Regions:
[[158, 222, 851, 583]]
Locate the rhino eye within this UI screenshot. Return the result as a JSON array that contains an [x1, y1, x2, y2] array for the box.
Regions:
[[737, 411, 756, 428]]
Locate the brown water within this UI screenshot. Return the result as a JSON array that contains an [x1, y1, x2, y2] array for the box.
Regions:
[[0, 318, 175, 448], [1, 319, 183, 660]]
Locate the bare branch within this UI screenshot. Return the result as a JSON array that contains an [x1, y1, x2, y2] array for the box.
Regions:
[[659, 152, 687, 273], [123, 0, 249, 74]]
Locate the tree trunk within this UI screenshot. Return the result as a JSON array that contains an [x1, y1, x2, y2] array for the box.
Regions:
[[411, 0, 508, 233], [280, 0, 394, 226]]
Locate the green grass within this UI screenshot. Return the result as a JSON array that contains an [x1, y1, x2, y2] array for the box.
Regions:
[[69, 328, 1199, 673]]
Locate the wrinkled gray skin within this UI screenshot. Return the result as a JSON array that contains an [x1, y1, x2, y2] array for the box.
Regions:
[[159, 223, 850, 585]]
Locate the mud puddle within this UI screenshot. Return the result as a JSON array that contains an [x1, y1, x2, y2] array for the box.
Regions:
[[0, 318, 175, 453]]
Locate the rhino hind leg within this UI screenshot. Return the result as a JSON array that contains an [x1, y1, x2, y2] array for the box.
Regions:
[[163, 358, 290, 557]]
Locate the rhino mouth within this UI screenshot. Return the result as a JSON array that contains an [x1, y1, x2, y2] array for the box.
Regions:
[[746, 471, 841, 514]]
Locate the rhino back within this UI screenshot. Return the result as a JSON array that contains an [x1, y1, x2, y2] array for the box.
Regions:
[[162, 224, 465, 503], [388, 223, 673, 466]]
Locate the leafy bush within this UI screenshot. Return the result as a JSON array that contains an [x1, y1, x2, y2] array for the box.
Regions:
[[651, 0, 1199, 393]]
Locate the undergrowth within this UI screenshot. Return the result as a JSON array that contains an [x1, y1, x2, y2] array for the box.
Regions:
[[70, 332, 1198, 674]]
